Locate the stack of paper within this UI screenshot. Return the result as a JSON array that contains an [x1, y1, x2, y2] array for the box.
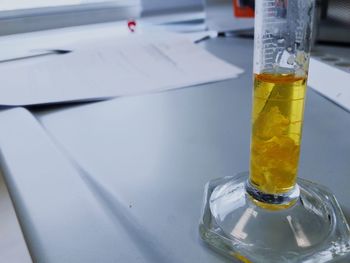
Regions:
[[0, 32, 243, 106], [309, 58, 350, 112]]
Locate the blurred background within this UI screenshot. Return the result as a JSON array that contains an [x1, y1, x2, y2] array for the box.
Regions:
[[0, 0, 349, 43]]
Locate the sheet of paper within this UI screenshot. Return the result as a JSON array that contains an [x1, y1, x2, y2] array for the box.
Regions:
[[309, 58, 350, 112], [0, 32, 243, 106]]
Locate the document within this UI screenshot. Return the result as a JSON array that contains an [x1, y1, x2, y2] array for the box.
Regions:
[[0, 32, 243, 106], [309, 58, 350, 112]]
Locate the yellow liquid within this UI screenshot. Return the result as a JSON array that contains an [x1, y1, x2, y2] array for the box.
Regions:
[[250, 73, 307, 194]]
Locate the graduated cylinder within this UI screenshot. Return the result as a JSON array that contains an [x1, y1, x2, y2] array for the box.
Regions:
[[249, 0, 315, 195]]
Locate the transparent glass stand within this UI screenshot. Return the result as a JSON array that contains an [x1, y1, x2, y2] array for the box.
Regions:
[[199, 173, 350, 263]]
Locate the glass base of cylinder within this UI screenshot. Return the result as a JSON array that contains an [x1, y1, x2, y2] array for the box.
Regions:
[[199, 172, 350, 263]]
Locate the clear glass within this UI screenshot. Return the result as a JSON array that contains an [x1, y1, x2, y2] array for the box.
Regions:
[[250, 0, 313, 198], [199, 0, 350, 262]]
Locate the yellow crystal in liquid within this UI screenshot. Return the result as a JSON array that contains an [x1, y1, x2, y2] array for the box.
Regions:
[[250, 73, 307, 194]]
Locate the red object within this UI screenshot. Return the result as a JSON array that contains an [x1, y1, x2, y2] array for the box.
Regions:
[[233, 0, 254, 18], [127, 20, 137, 33]]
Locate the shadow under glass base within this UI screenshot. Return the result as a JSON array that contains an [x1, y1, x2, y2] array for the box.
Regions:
[[199, 173, 350, 263]]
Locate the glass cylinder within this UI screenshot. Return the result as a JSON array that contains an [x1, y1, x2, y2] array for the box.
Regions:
[[248, 0, 314, 199], [200, 0, 350, 261]]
